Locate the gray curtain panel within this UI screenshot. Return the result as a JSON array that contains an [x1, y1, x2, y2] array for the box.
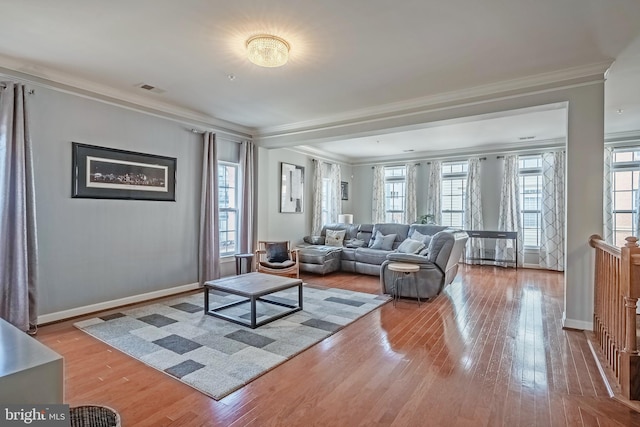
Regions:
[[495, 155, 523, 267], [0, 82, 39, 332], [199, 132, 220, 283], [239, 140, 255, 254]]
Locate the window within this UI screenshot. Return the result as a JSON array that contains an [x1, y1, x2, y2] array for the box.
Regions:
[[611, 148, 640, 246], [518, 155, 542, 247], [384, 166, 406, 223], [441, 161, 468, 228], [218, 162, 238, 256]]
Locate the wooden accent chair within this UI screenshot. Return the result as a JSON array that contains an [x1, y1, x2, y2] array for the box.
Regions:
[[255, 241, 300, 278]]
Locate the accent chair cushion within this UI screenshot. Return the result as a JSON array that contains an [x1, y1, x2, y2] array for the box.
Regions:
[[326, 229, 347, 247], [260, 259, 296, 269], [369, 231, 397, 251], [397, 238, 425, 254], [265, 242, 290, 263]]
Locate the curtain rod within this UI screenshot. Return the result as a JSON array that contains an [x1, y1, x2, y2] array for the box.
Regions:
[[371, 162, 421, 169], [0, 83, 34, 94]]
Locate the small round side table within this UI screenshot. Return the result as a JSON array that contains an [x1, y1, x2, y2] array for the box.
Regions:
[[234, 253, 254, 275], [388, 262, 421, 307]]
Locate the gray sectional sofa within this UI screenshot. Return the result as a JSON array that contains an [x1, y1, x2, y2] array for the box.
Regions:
[[297, 223, 469, 299]]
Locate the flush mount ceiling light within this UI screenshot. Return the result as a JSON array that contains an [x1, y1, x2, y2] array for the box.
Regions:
[[246, 35, 290, 67]]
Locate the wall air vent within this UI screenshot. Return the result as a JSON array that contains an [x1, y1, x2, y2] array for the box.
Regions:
[[518, 136, 535, 141], [134, 83, 165, 94]]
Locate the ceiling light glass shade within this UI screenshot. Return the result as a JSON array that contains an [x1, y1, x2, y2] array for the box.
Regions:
[[246, 35, 290, 67]]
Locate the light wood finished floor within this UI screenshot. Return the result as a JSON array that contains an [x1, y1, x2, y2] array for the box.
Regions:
[[36, 266, 640, 426]]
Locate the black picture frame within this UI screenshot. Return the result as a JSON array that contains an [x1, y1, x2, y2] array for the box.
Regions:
[[72, 142, 177, 201], [280, 162, 304, 213], [341, 181, 349, 200]]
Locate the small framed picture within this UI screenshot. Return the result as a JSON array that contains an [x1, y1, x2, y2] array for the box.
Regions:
[[341, 181, 349, 200]]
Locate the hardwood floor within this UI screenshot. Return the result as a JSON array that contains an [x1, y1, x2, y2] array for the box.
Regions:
[[36, 265, 640, 426]]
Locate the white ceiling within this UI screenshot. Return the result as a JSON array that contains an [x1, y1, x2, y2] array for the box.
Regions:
[[1, 0, 640, 161]]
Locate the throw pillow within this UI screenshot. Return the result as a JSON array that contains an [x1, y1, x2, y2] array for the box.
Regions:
[[326, 229, 346, 247], [397, 238, 425, 254], [265, 242, 290, 263], [411, 230, 432, 246], [369, 231, 397, 251], [303, 235, 326, 245]]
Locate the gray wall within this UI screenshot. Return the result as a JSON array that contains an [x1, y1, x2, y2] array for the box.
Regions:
[[30, 87, 237, 315]]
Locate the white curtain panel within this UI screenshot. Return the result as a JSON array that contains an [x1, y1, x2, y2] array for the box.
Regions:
[[495, 155, 524, 267], [426, 161, 442, 224], [372, 165, 386, 223], [239, 140, 255, 254], [464, 157, 484, 263], [603, 146, 614, 244], [311, 159, 325, 235], [329, 163, 342, 223], [0, 82, 38, 332], [199, 132, 220, 283], [405, 163, 418, 224], [539, 151, 565, 271]]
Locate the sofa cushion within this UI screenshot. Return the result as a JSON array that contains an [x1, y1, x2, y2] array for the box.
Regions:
[[345, 238, 365, 248], [369, 231, 397, 250], [355, 247, 393, 265], [341, 247, 357, 261], [298, 246, 342, 264], [303, 235, 326, 245], [397, 238, 425, 254], [326, 229, 346, 246], [266, 242, 289, 262]]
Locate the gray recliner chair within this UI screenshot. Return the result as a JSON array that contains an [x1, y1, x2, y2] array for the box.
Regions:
[[380, 229, 468, 300]]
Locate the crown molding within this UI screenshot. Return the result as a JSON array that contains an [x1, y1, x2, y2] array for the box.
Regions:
[[604, 130, 640, 144], [255, 61, 610, 144], [348, 138, 566, 166], [286, 145, 352, 165], [0, 58, 253, 140]]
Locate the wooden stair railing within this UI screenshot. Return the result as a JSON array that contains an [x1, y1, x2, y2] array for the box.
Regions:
[[590, 234, 640, 400]]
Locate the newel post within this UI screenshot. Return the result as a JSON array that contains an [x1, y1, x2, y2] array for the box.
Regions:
[[621, 236, 640, 399]]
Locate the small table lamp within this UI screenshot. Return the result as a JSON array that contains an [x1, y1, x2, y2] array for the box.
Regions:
[[338, 214, 353, 224]]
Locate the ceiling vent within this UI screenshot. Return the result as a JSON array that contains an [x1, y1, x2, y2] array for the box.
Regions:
[[134, 83, 165, 94]]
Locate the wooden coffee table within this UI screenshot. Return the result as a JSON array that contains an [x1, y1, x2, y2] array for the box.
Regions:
[[204, 272, 303, 328]]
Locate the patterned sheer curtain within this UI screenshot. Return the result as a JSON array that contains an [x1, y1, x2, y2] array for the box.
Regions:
[[372, 165, 386, 223], [603, 146, 614, 244], [328, 163, 342, 223], [0, 82, 38, 332], [539, 151, 565, 271], [239, 141, 255, 254], [426, 161, 442, 224], [405, 163, 418, 224], [199, 132, 220, 283], [311, 159, 325, 235], [495, 155, 524, 267], [464, 158, 484, 263]]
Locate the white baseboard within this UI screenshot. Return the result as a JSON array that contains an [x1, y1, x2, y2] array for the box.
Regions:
[[37, 282, 201, 325], [562, 314, 593, 331]]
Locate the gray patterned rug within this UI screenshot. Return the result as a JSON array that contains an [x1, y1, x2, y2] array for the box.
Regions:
[[74, 284, 389, 400]]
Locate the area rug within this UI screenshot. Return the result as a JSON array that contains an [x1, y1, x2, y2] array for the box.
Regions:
[[74, 284, 389, 400]]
